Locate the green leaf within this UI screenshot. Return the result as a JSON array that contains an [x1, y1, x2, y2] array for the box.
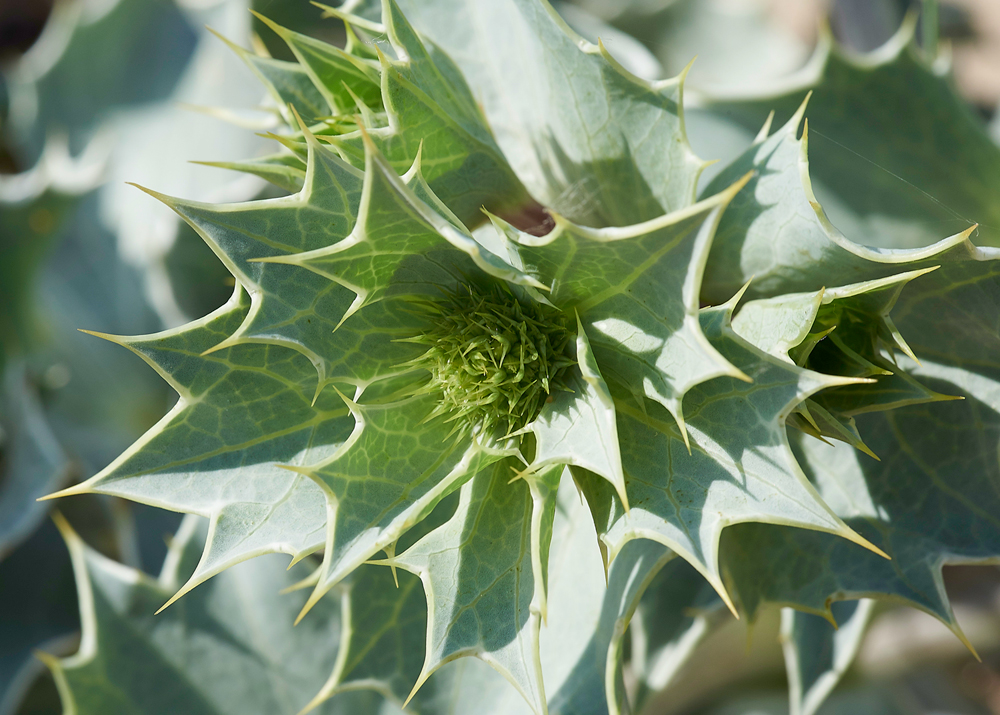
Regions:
[[142, 133, 409, 392], [315, 565, 426, 709], [0, 517, 79, 713], [0, 144, 101, 362], [59, 288, 352, 606], [158, 131, 513, 395], [309, 0, 530, 226], [211, 29, 330, 124], [524, 318, 627, 510], [509, 179, 750, 439], [575, 292, 880, 613], [252, 14, 383, 116], [46, 514, 389, 715], [701, 100, 982, 303], [300, 392, 512, 615], [386, 459, 544, 712], [782, 599, 875, 715], [718, 241, 1000, 643], [302, 491, 465, 711], [279, 133, 542, 323], [394, 0, 708, 227], [408, 476, 666, 715], [2, 0, 197, 163], [196, 153, 307, 195], [0, 363, 68, 559], [630, 556, 726, 713], [700, 20, 999, 250], [731, 269, 955, 456], [545, 539, 673, 715]]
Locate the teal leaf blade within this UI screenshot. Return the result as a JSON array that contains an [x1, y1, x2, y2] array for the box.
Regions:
[[711, 144, 1000, 642], [0, 363, 69, 560], [782, 599, 876, 715], [389, 460, 545, 714], [545, 539, 673, 715], [212, 29, 329, 124], [720, 400, 998, 643], [310, 565, 426, 711], [303, 393, 513, 615], [46, 514, 387, 715], [630, 556, 726, 713], [314, 0, 531, 226], [576, 294, 881, 613], [60, 288, 352, 604], [700, 22, 1000, 251], [301, 492, 465, 712], [512, 179, 751, 439], [731, 269, 957, 454], [393, 0, 709, 227], [252, 14, 383, 115], [700, 87, 979, 305], [276, 134, 544, 330], [142, 135, 421, 392], [524, 318, 627, 510]]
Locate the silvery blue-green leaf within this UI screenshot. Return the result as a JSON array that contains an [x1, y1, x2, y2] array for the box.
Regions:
[[700, 99, 979, 303], [198, 152, 307, 195], [99, 0, 271, 327], [0, 137, 168, 491], [782, 600, 876, 715], [717, 239, 1000, 642], [300, 392, 513, 616], [317, 565, 426, 710], [720, 394, 1000, 638], [0, 363, 67, 559], [393, 0, 709, 227], [278, 133, 542, 326], [575, 292, 881, 614], [252, 15, 383, 114], [0, 519, 79, 714], [302, 491, 465, 712], [551, 2, 663, 82], [386, 460, 544, 712], [731, 269, 955, 456], [213, 32, 329, 123], [699, 19, 998, 253], [694, 78, 1000, 642], [305, 0, 531, 227], [509, 179, 750, 440], [629, 555, 726, 713], [2, 0, 197, 163], [0, 138, 103, 359], [4, 0, 271, 332], [409, 476, 668, 715], [46, 513, 393, 715], [0, 142, 100, 558], [545, 539, 673, 715], [55, 288, 350, 607], [311, 472, 669, 715], [524, 319, 627, 509], [142, 132, 385, 391], [599, 0, 809, 88]]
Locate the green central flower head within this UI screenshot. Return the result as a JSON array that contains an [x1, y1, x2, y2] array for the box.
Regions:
[[409, 282, 575, 440]]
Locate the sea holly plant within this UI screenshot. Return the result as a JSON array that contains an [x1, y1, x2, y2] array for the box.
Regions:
[[22, 0, 1000, 713]]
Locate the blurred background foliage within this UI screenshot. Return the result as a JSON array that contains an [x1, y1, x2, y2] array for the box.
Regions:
[[1, 0, 1000, 713]]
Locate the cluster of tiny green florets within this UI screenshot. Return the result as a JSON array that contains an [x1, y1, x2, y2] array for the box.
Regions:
[[407, 282, 575, 440]]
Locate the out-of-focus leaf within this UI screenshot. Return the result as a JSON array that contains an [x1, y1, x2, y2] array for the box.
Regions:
[[782, 599, 876, 715], [47, 514, 390, 715]]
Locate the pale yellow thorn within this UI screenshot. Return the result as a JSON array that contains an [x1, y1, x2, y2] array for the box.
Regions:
[[37, 482, 90, 501]]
